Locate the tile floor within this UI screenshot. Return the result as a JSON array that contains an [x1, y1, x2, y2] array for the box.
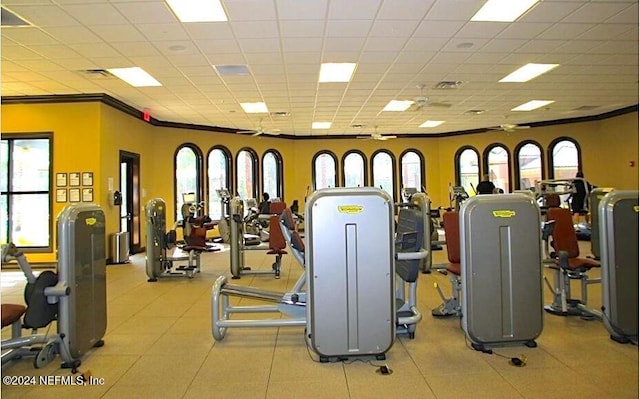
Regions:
[[1, 239, 638, 399]]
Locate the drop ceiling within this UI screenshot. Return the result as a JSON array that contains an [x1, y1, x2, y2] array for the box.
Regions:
[[1, 0, 638, 137]]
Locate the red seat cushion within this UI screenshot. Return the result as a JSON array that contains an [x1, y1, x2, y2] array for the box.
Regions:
[[547, 207, 600, 271], [443, 211, 461, 276], [1, 304, 26, 328]]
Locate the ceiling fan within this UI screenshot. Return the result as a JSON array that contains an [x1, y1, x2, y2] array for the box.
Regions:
[[237, 120, 280, 136], [357, 126, 397, 141], [488, 123, 531, 132], [408, 84, 452, 111]]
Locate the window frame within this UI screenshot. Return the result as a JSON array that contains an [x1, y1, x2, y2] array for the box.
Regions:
[[206, 145, 232, 219], [312, 150, 339, 190], [261, 149, 284, 200], [399, 148, 425, 192], [483, 143, 512, 193], [1, 132, 53, 252], [174, 143, 204, 221], [370, 149, 397, 201], [548, 137, 582, 179], [514, 140, 544, 190], [341, 149, 368, 188], [235, 147, 259, 200], [454, 145, 481, 189]]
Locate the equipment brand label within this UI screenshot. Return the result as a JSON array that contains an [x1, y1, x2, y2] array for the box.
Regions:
[[85, 217, 97, 226], [338, 205, 364, 214], [492, 210, 516, 218]]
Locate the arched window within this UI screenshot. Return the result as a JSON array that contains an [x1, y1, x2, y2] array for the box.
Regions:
[[371, 150, 396, 201], [262, 149, 283, 199], [312, 151, 338, 190], [342, 150, 367, 187], [236, 148, 258, 199], [207, 146, 231, 220], [455, 146, 480, 192], [175, 143, 203, 220], [515, 141, 543, 190], [400, 149, 425, 191], [549, 137, 581, 179], [484, 144, 511, 193]]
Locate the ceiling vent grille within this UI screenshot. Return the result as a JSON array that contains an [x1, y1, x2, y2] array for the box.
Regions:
[[1, 7, 31, 27], [572, 105, 600, 111], [79, 69, 114, 78], [434, 81, 464, 89]]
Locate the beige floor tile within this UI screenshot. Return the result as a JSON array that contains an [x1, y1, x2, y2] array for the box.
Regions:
[[184, 382, 268, 399], [101, 382, 188, 399], [347, 374, 437, 399], [425, 372, 524, 399], [267, 380, 350, 399], [116, 353, 206, 387], [499, 367, 611, 399]]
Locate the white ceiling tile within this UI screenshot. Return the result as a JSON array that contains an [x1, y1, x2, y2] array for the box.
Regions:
[[520, 2, 584, 23], [413, 20, 465, 38], [378, 0, 435, 20], [68, 42, 121, 58], [196, 39, 241, 55], [364, 37, 408, 52], [113, 2, 176, 24], [275, 0, 328, 20], [404, 37, 448, 52], [237, 38, 281, 53], [605, 3, 638, 24], [110, 41, 161, 57], [323, 37, 366, 52], [497, 23, 553, 39], [6, 5, 79, 27], [328, 0, 382, 20], [90, 24, 148, 42], [370, 20, 419, 38], [44, 26, 103, 44], [60, 3, 128, 25], [136, 23, 189, 41], [2, 27, 60, 45], [2, 45, 50, 61], [225, 0, 277, 21], [456, 22, 507, 39], [230, 21, 279, 39], [183, 23, 234, 40], [562, 2, 632, 24], [325, 20, 373, 37], [577, 23, 636, 40], [282, 37, 323, 52], [425, 0, 485, 21], [590, 40, 639, 55], [515, 39, 564, 53], [537, 23, 594, 40], [279, 20, 325, 38]]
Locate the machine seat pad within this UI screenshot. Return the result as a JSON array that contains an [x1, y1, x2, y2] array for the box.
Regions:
[[554, 256, 600, 271], [1, 304, 26, 328]]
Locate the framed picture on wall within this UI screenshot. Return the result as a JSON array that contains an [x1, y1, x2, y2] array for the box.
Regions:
[[56, 188, 67, 203], [82, 188, 94, 202], [69, 188, 81, 202], [56, 173, 67, 187], [82, 172, 93, 186], [69, 172, 81, 187]]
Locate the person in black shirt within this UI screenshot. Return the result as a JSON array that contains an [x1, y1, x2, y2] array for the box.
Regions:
[[258, 192, 270, 214], [570, 171, 593, 224], [476, 174, 496, 195]]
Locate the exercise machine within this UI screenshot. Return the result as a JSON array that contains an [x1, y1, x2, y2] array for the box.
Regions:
[[1, 203, 107, 372], [599, 190, 638, 344], [589, 187, 613, 260], [459, 194, 543, 351], [211, 207, 307, 340], [145, 198, 212, 281]]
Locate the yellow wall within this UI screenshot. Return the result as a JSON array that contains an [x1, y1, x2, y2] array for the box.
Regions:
[[2, 100, 638, 262]]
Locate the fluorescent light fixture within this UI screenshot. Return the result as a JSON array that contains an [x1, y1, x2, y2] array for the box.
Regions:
[[512, 100, 554, 111], [499, 63, 559, 83], [419, 120, 445, 128], [166, 0, 228, 22], [312, 122, 332, 129], [383, 100, 414, 112], [107, 67, 162, 87], [318, 63, 357, 83], [240, 102, 269, 113], [471, 0, 538, 22]]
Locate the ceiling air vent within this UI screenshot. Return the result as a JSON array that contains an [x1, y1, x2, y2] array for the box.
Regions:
[[572, 105, 600, 111], [213, 65, 250, 76], [271, 111, 290, 117], [464, 109, 485, 115], [434, 81, 464, 89], [79, 69, 114, 78]]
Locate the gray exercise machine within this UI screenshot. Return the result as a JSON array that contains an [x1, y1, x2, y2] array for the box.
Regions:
[[459, 194, 543, 351], [228, 196, 280, 279], [211, 207, 307, 340], [1, 203, 107, 373], [599, 190, 638, 344], [212, 187, 428, 361], [145, 197, 205, 281], [589, 187, 613, 260]]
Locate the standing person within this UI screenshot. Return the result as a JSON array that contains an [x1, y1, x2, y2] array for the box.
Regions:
[[476, 174, 496, 195], [570, 171, 593, 224], [258, 192, 271, 214]]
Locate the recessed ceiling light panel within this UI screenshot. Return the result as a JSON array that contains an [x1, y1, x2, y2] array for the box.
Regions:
[[419, 120, 445, 128], [240, 102, 269, 113], [500, 63, 559, 83], [312, 122, 332, 129], [471, 0, 538, 22], [319, 63, 357, 83], [512, 100, 554, 111], [383, 100, 414, 112], [166, 0, 228, 22], [107, 67, 162, 87], [214, 65, 250, 76]]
